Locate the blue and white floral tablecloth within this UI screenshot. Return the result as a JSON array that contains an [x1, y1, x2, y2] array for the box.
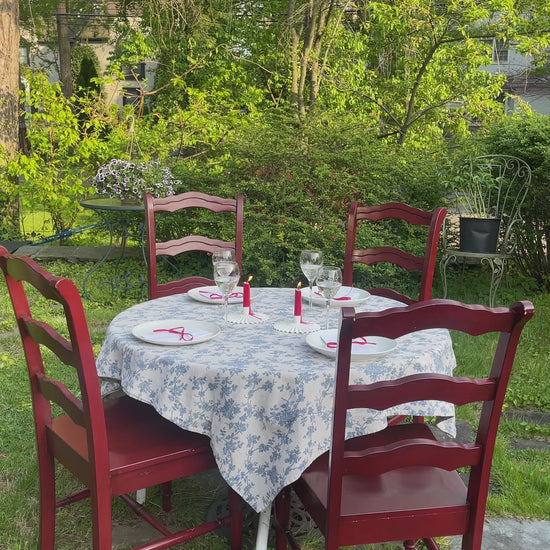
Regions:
[[96, 288, 456, 513]]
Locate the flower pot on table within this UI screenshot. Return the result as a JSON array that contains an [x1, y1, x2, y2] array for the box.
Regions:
[[459, 217, 501, 254]]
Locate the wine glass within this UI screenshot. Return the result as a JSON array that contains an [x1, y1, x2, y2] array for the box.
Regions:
[[213, 260, 240, 324], [212, 248, 235, 265], [300, 250, 323, 309], [315, 266, 342, 329]]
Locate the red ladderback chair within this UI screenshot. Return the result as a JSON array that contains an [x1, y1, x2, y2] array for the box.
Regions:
[[274, 299, 533, 550], [343, 202, 446, 304], [0, 246, 242, 550], [145, 191, 244, 299]]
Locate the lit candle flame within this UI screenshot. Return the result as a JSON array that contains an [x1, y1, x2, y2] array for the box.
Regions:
[[247, 275, 253, 283], [297, 281, 302, 289]]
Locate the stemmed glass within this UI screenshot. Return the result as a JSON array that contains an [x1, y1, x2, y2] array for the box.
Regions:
[[213, 260, 240, 325], [300, 250, 323, 309], [316, 266, 342, 329], [212, 248, 236, 265]]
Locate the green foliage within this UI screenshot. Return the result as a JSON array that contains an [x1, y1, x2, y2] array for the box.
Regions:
[[111, 0, 528, 145], [0, 70, 109, 236], [308, 0, 510, 144], [170, 113, 448, 287], [478, 115, 550, 288], [443, 156, 512, 219], [71, 45, 102, 95]]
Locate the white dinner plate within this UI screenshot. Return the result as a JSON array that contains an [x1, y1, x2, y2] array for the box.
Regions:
[[305, 329, 397, 361], [187, 285, 259, 305], [132, 319, 220, 346], [302, 286, 370, 308]]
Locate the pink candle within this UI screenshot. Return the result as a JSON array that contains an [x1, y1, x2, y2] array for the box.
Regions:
[[294, 283, 302, 317], [243, 276, 252, 308]]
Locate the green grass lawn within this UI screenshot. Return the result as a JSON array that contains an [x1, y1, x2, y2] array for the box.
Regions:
[[0, 254, 548, 550]]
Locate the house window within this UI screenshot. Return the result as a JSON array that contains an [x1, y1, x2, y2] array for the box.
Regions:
[[492, 40, 509, 64], [123, 63, 146, 81]]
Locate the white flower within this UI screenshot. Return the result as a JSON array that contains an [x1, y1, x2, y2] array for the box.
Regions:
[[92, 159, 180, 200]]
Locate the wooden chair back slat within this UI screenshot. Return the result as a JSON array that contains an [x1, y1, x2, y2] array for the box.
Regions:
[[346, 374, 497, 411], [23, 317, 75, 366], [344, 440, 483, 476], [344, 201, 446, 303], [145, 191, 244, 300], [155, 235, 235, 258], [37, 373, 86, 427]]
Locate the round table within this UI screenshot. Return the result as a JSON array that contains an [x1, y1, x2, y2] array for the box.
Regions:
[[96, 287, 457, 514], [80, 198, 145, 300]]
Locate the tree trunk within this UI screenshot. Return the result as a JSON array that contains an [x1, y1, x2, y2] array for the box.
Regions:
[[57, 1, 73, 98], [286, 0, 341, 119], [0, 0, 21, 237], [0, 0, 20, 153]]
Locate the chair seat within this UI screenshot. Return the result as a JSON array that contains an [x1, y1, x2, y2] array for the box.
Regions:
[[442, 249, 510, 261], [49, 396, 217, 496], [296, 423, 469, 545]]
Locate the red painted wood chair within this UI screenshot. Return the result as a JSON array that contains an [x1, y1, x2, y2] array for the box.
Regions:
[[145, 191, 244, 299], [274, 299, 533, 550], [343, 202, 447, 305], [0, 246, 242, 550]]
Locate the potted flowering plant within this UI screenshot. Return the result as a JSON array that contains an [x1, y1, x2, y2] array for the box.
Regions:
[[92, 159, 180, 203]]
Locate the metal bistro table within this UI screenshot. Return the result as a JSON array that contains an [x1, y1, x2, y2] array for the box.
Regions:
[[80, 198, 145, 300], [96, 288, 458, 549]]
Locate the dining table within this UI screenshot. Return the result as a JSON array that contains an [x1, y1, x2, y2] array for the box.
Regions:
[[96, 286, 457, 549]]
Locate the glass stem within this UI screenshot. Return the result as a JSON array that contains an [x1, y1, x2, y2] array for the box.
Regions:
[[309, 280, 313, 309], [325, 299, 330, 329], [224, 295, 229, 324]]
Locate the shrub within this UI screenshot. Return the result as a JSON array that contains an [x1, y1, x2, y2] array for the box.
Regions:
[[0, 71, 99, 235], [170, 113, 448, 288], [479, 115, 550, 289]]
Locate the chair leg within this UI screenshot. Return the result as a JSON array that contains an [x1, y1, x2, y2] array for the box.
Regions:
[[38, 455, 57, 550], [161, 481, 172, 512], [228, 486, 243, 550], [91, 488, 113, 550], [274, 487, 292, 550]]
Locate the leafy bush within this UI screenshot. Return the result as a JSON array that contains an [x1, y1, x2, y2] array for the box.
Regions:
[[479, 116, 550, 289], [170, 113, 448, 288], [0, 70, 100, 235]]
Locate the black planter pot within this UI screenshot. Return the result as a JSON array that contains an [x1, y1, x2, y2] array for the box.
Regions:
[[459, 217, 501, 254]]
